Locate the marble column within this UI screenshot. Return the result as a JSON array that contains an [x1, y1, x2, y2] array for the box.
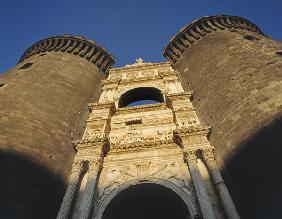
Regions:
[[75, 159, 101, 219], [202, 149, 240, 219], [185, 150, 216, 219], [57, 160, 85, 219]]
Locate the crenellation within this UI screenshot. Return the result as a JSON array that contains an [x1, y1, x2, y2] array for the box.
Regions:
[[164, 15, 265, 64], [19, 35, 115, 73]]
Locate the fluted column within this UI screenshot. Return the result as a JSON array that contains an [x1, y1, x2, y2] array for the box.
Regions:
[[185, 150, 216, 219], [57, 160, 85, 219], [75, 159, 101, 219], [202, 149, 240, 219]]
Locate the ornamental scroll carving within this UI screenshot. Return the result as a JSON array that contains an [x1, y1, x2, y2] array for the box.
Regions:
[[107, 70, 159, 83], [71, 160, 85, 173], [201, 148, 216, 162], [80, 129, 103, 143], [177, 115, 197, 128], [110, 127, 173, 144], [98, 160, 191, 200]]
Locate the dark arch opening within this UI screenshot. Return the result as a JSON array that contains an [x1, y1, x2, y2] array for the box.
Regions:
[[119, 87, 164, 107], [102, 183, 191, 219]]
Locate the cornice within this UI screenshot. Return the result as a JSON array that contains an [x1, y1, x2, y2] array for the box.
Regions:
[[19, 34, 115, 73], [174, 125, 211, 137], [109, 141, 177, 154], [115, 102, 168, 115], [110, 61, 170, 73], [88, 101, 116, 111], [163, 15, 265, 64], [166, 92, 193, 100]]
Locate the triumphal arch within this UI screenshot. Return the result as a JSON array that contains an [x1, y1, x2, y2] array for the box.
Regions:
[[56, 59, 240, 219]]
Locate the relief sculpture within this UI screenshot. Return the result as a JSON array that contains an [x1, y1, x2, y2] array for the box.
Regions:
[[98, 160, 191, 200], [81, 129, 103, 143]]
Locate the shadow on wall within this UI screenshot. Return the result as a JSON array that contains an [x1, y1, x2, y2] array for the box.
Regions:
[[222, 116, 282, 219], [0, 150, 65, 219]]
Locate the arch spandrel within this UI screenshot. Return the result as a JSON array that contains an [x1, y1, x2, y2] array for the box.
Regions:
[[118, 87, 164, 108], [94, 179, 198, 219], [99, 61, 184, 104]]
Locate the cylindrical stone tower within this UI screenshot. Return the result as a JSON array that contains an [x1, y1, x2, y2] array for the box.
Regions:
[[164, 15, 282, 218], [0, 35, 114, 219]]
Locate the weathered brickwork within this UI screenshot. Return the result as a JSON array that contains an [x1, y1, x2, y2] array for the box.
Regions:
[[164, 15, 282, 218], [0, 35, 114, 218]]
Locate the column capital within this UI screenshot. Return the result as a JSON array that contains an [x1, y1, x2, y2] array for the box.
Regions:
[[185, 150, 198, 163], [201, 148, 216, 163], [72, 160, 85, 173], [88, 158, 102, 172]]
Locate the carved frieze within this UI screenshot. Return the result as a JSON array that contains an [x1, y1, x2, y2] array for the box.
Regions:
[[98, 160, 191, 200], [108, 126, 176, 153], [175, 111, 198, 128], [80, 129, 104, 144]]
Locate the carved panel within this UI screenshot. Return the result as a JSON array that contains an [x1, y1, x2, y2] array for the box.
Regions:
[[97, 159, 191, 200], [108, 126, 175, 153], [80, 129, 103, 143]]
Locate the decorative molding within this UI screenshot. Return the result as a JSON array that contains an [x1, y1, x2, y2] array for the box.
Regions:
[[185, 150, 198, 163], [166, 92, 193, 101], [201, 148, 216, 162], [109, 61, 171, 73], [88, 158, 102, 172], [79, 129, 104, 144], [97, 160, 192, 201], [72, 160, 86, 173], [88, 101, 116, 115], [163, 15, 265, 64], [94, 179, 199, 219], [19, 35, 115, 73], [115, 102, 167, 115], [174, 125, 211, 138], [183, 147, 216, 164], [109, 139, 177, 154]]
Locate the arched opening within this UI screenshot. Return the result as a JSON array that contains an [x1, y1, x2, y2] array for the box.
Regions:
[[119, 87, 164, 107], [101, 183, 191, 219]]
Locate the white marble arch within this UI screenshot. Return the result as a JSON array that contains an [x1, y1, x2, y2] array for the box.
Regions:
[[92, 178, 199, 219]]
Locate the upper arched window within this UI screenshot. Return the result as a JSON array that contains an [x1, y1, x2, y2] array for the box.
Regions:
[[119, 87, 164, 108]]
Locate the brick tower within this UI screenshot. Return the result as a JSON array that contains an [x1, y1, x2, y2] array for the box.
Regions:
[[164, 15, 282, 218], [56, 59, 240, 219], [0, 35, 114, 219]]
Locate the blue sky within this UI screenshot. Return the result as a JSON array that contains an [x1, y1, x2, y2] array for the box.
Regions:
[[0, 0, 281, 73]]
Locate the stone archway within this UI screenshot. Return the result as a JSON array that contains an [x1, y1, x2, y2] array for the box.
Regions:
[[93, 180, 198, 219], [118, 87, 164, 107]]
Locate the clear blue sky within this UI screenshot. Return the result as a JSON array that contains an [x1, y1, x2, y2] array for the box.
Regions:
[[0, 0, 281, 73]]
